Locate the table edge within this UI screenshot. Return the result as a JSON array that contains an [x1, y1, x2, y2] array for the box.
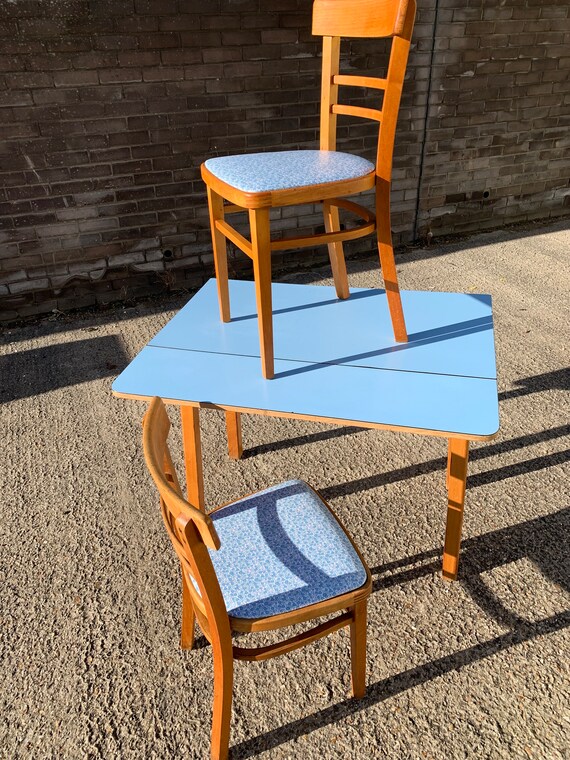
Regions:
[[111, 390, 500, 442]]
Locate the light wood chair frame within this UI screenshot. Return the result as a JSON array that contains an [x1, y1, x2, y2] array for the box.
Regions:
[[143, 397, 372, 760], [201, 0, 417, 378]]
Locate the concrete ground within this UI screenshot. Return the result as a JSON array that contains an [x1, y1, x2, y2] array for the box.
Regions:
[[1, 220, 569, 760]]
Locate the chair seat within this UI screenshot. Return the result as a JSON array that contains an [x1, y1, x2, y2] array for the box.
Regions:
[[205, 479, 368, 619], [204, 150, 375, 194]]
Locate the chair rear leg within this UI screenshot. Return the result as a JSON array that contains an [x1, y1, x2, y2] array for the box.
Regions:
[[350, 600, 367, 699], [207, 186, 231, 322], [376, 179, 407, 342], [323, 200, 350, 299], [211, 643, 234, 760], [180, 568, 195, 650]]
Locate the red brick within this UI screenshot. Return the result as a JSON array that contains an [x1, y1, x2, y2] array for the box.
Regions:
[[137, 33, 180, 49], [98, 68, 143, 84], [6, 72, 53, 88], [142, 67, 184, 82], [46, 38, 92, 54], [95, 35, 139, 51], [114, 17, 158, 33]]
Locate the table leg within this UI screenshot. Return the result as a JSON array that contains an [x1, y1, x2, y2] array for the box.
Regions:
[[225, 410, 243, 460], [442, 437, 469, 581], [207, 186, 231, 322], [180, 405, 205, 511]]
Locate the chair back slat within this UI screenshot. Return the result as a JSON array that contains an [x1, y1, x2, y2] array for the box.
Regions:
[[143, 397, 231, 646], [316, 0, 416, 180], [331, 104, 382, 123], [313, 0, 415, 39]]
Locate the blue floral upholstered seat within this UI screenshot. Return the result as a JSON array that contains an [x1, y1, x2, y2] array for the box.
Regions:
[[204, 479, 368, 620], [204, 150, 375, 194]]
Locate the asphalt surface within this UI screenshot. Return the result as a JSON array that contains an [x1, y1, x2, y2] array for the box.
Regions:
[[1, 221, 569, 759]]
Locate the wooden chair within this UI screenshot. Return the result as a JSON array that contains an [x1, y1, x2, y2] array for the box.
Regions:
[[142, 397, 372, 760], [201, 0, 417, 378]]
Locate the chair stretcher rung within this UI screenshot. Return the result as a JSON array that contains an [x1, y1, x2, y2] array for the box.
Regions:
[[215, 220, 253, 259], [216, 199, 375, 254], [272, 198, 375, 251], [271, 223, 374, 251]]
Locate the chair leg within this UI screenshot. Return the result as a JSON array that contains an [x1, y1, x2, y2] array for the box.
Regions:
[[211, 643, 234, 760], [323, 200, 349, 299], [180, 568, 195, 650], [249, 207, 274, 379], [350, 600, 367, 699], [376, 178, 407, 342], [207, 186, 231, 322]]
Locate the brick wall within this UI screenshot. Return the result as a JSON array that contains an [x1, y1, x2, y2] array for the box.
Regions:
[[418, 0, 570, 236], [0, 0, 568, 322]]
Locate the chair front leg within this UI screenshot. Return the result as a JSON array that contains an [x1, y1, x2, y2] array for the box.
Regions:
[[323, 200, 350, 299], [249, 207, 274, 379], [350, 600, 367, 699], [211, 640, 234, 760], [376, 177, 407, 342], [180, 567, 196, 650], [207, 186, 231, 322]]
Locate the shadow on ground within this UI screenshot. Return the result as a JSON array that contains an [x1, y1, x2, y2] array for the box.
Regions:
[[0, 335, 129, 403], [230, 507, 570, 758]]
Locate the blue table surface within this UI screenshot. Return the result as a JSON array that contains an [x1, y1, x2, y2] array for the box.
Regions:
[[149, 279, 497, 379], [113, 279, 499, 438]]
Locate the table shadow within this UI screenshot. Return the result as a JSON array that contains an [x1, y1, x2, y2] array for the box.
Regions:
[[0, 335, 129, 403]]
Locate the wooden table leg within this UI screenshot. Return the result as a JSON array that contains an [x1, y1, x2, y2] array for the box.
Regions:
[[225, 410, 243, 460], [442, 437, 469, 581], [180, 405, 205, 511]]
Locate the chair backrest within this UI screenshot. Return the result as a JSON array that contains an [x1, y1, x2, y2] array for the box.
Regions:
[[313, 0, 416, 181], [142, 397, 230, 645]]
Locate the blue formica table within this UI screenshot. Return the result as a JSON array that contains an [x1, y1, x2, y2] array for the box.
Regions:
[[113, 279, 499, 580]]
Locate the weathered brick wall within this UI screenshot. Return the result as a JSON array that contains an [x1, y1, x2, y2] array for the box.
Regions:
[[417, 0, 570, 236], [0, 0, 568, 322]]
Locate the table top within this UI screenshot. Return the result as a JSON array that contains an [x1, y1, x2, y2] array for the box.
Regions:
[[112, 279, 499, 440]]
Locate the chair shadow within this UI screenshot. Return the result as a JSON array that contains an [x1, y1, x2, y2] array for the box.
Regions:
[[229, 288, 379, 323], [245, 367, 569, 457], [0, 335, 129, 403], [499, 367, 569, 401], [230, 508, 570, 758], [319, 423, 570, 500], [273, 315, 493, 380], [243, 425, 364, 458]]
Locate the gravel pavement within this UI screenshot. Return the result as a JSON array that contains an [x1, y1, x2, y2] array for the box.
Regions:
[[1, 221, 569, 759]]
